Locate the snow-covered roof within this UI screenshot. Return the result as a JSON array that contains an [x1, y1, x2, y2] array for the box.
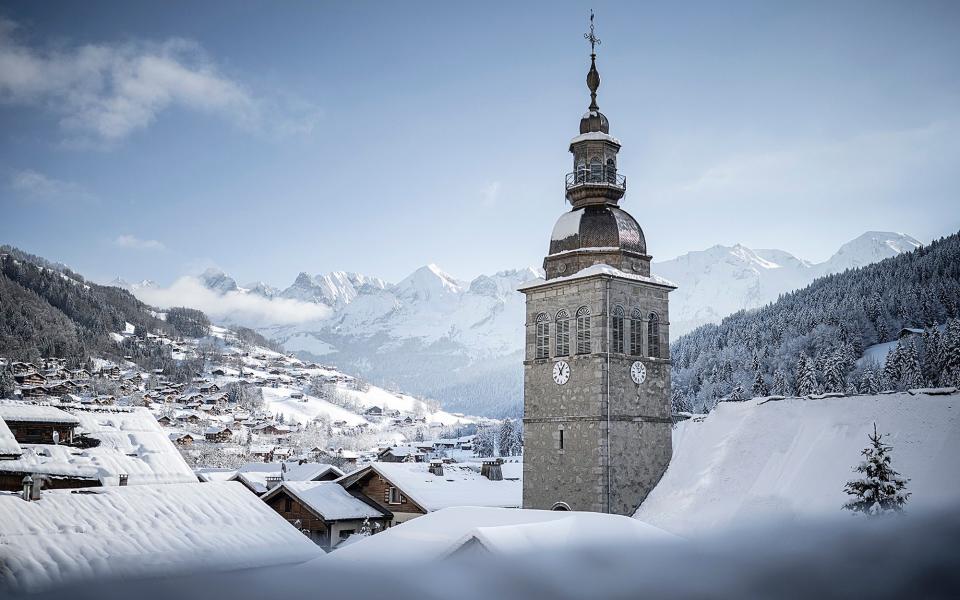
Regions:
[[635, 392, 960, 537], [379, 445, 424, 457], [0, 402, 80, 424], [264, 481, 386, 521], [569, 130, 621, 145], [0, 417, 22, 457], [341, 462, 521, 512], [331, 506, 674, 561], [518, 263, 677, 291], [0, 407, 197, 486], [0, 481, 322, 592], [230, 462, 344, 494]]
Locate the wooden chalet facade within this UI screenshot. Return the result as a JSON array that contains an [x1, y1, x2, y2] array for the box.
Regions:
[[338, 466, 428, 523], [261, 482, 390, 550]]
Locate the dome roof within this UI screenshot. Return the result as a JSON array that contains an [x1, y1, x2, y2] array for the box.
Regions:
[[580, 109, 609, 134], [549, 205, 646, 256]]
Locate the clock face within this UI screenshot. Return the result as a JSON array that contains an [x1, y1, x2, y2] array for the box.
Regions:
[[552, 360, 571, 385], [631, 361, 647, 385]]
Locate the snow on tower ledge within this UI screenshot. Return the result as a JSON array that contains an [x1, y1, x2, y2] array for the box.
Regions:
[[518, 263, 677, 291]]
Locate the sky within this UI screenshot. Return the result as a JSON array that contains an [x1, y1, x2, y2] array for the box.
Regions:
[[1, 0, 959, 288]]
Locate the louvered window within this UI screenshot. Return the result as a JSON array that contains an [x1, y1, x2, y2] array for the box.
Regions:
[[648, 312, 661, 358], [555, 310, 570, 356], [576, 306, 591, 354], [611, 305, 625, 354], [535, 313, 549, 359], [630, 308, 643, 355]]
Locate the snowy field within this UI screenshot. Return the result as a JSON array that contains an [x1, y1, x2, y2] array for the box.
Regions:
[[636, 392, 960, 536]]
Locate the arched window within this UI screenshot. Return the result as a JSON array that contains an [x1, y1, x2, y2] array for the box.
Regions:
[[551, 502, 571, 511], [630, 308, 643, 356], [576, 161, 588, 184], [605, 158, 617, 184], [535, 313, 549, 359], [648, 312, 661, 358], [589, 157, 602, 182], [576, 306, 591, 354], [611, 305, 625, 354], [555, 310, 570, 356]]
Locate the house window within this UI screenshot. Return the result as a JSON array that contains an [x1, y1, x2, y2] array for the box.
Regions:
[[611, 305, 625, 354], [388, 486, 404, 505], [630, 308, 643, 356], [535, 313, 549, 359], [555, 310, 570, 356], [576, 306, 591, 354], [284, 497, 292, 512], [648, 312, 661, 358]]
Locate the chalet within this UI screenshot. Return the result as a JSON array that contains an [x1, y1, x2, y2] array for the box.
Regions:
[[402, 416, 414, 425], [69, 369, 92, 381], [261, 481, 390, 550], [175, 410, 202, 424], [156, 415, 174, 427], [98, 366, 121, 380], [230, 462, 345, 495], [204, 426, 233, 443], [120, 371, 143, 385], [337, 462, 522, 524], [169, 432, 195, 446], [898, 327, 925, 341], [211, 368, 228, 376], [290, 391, 304, 400], [364, 406, 384, 417], [377, 445, 426, 463], [44, 380, 77, 396], [11, 362, 37, 377], [273, 447, 293, 461], [0, 403, 79, 445], [199, 383, 221, 394], [18, 386, 48, 399], [14, 372, 46, 387], [253, 423, 292, 436]]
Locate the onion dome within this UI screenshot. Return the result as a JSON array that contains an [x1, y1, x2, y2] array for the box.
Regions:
[[548, 205, 647, 256]]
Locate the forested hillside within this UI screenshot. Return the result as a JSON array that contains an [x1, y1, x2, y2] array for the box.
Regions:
[[0, 246, 209, 367], [671, 232, 960, 413]]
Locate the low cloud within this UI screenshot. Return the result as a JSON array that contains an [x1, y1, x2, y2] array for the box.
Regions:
[[133, 276, 330, 327], [113, 234, 165, 251], [9, 169, 95, 202], [0, 17, 319, 143]]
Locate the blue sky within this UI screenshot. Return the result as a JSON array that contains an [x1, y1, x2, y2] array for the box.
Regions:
[[1, 0, 958, 286]]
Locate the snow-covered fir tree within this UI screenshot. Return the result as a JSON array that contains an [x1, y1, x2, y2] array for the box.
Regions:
[[751, 369, 768, 397], [859, 368, 880, 395], [843, 424, 911, 517], [771, 369, 790, 396], [795, 353, 820, 396]]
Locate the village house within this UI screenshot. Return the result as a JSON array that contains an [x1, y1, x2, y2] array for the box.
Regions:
[[261, 481, 390, 550], [337, 462, 522, 524], [169, 432, 195, 446], [204, 425, 233, 443], [377, 445, 427, 463], [0, 403, 79, 445], [230, 462, 345, 495]]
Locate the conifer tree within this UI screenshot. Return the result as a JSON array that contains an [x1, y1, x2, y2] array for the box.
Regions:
[[859, 368, 880, 395], [771, 369, 790, 396], [942, 318, 960, 386], [883, 343, 904, 390], [728, 382, 744, 401], [900, 342, 924, 389], [843, 424, 910, 517], [751, 369, 769, 397], [795, 354, 820, 396], [0, 366, 13, 399], [824, 351, 847, 393]]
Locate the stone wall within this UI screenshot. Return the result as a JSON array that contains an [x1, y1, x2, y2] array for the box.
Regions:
[[521, 274, 672, 515]]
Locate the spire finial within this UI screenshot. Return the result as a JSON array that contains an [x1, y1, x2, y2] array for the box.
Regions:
[[584, 10, 601, 112], [584, 9, 601, 55]]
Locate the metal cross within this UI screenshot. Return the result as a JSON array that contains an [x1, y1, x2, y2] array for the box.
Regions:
[[584, 10, 601, 54]]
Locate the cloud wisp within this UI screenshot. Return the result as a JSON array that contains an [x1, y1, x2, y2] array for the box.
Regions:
[[0, 17, 318, 143], [132, 276, 330, 327], [9, 169, 96, 202], [113, 234, 166, 251]]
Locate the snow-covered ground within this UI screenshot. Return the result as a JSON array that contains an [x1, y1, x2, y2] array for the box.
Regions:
[[635, 392, 960, 536]]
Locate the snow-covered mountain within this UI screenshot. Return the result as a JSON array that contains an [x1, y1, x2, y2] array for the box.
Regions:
[[656, 231, 921, 337], [116, 231, 920, 417]]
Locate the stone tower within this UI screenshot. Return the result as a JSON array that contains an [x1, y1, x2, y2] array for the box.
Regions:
[[519, 16, 675, 516]]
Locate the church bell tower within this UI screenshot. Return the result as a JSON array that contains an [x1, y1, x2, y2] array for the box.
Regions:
[[520, 14, 675, 516]]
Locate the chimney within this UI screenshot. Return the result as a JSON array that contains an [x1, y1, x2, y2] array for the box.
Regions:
[[22, 475, 34, 501], [428, 460, 444, 476], [119, 473, 129, 486], [481, 458, 503, 481]]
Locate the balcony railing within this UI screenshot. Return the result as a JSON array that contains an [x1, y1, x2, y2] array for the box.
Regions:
[[565, 166, 627, 191]]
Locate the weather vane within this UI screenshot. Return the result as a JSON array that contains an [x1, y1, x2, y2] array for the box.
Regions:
[[584, 10, 601, 55]]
